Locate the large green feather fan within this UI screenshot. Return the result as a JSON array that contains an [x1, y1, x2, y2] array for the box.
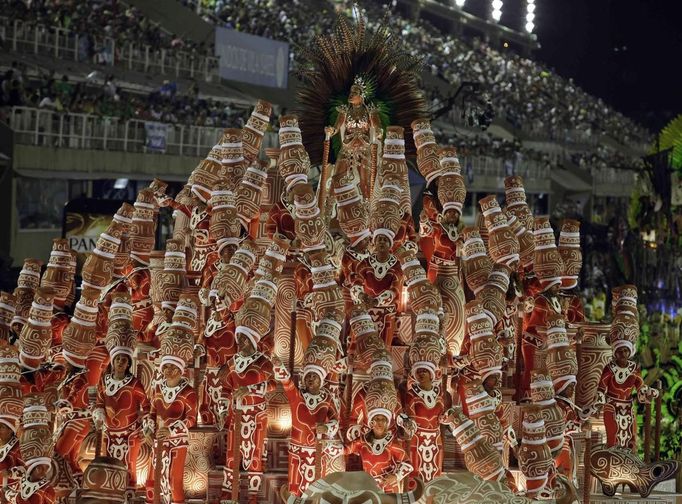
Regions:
[[295, 6, 428, 165], [654, 114, 682, 173]]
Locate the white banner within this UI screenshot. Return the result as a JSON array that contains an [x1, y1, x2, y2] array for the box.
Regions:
[[215, 27, 289, 89], [144, 122, 168, 153]]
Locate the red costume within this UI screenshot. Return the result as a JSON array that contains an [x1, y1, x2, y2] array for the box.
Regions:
[[351, 255, 403, 347], [8, 396, 55, 504], [94, 372, 150, 489], [418, 192, 466, 356], [521, 217, 565, 399], [294, 259, 315, 353], [53, 368, 91, 478], [144, 378, 198, 504], [403, 382, 446, 482], [339, 248, 370, 312], [555, 395, 581, 483], [279, 376, 339, 495], [189, 206, 216, 274], [420, 192, 461, 281], [199, 249, 221, 304], [521, 293, 562, 399], [0, 437, 22, 484], [49, 312, 69, 357], [265, 199, 296, 242], [85, 342, 110, 386], [345, 431, 412, 492], [19, 365, 65, 397], [199, 302, 238, 425], [596, 361, 650, 451], [394, 213, 417, 250], [558, 219, 584, 324], [3, 477, 55, 504], [562, 294, 585, 324], [220, 351, 276, 502], [126, 266, 153, 336]]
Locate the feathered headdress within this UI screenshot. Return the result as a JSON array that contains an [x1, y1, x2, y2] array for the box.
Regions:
[[296, 5, 428, 164]]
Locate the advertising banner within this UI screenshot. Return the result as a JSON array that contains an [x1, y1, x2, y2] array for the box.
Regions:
[[215, 27, 289, 89], [63, 198, 127, 270]]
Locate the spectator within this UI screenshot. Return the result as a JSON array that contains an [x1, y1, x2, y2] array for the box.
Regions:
[[38, 93, 58, 110], [55, 75, 73, 100]]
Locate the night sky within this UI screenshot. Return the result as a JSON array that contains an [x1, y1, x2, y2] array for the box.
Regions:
[[462, 0, 682, 132]]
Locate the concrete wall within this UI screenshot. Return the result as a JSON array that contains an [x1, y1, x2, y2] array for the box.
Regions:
[[14, 145, 200, 181], [12, 229, 61, 266], [10, 145, 202, 266]]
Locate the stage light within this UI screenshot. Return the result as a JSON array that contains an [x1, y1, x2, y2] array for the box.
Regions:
[[455, 0, 466, 7], [490, 0, 503, 21], [277, 410, 292, 431], [525, 0, 536, 32]]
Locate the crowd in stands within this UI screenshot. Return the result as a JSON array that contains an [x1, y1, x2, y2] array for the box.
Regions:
[[0, 63, 248, 127], [572, 145, 645, 172], [179, 0, 328, 51], [1, 0, 213, 58], [180, 0, 650, 146], [1, 0, 650, 168], [1, 61, 637, 172]]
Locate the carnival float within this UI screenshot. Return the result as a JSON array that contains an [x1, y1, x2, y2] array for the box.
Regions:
[[0, 8, 678, 504]]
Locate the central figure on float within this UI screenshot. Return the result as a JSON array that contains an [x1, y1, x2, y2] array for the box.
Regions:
[[324, 77, 383, 200]]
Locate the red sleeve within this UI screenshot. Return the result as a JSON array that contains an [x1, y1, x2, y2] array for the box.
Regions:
[[95, 379, 105, 411], [404, 215, 417, 242], [351, 261, 368, 290], [44, 485, 56, 504], [265, 203, 280, 238], [183, 388, 198, 429], [136, 380, 151, 417], [29, 485, 55, 504], [350, 388, 366, 425], [281, 377, 301, 407], [325, 402, 337, 424], [73, 375, 91, 409], [392, 268, 403, 299], [223, 368, 235, 399], [400, 384, 414, 418], [345, 438, 361, 456], [568, 296, 585, 323], [597, 366, 611, 395], [389, 439, 408, 464], [149, 392, 158, 426], [260, 358, 278, 394], [633, 366, 645, 391], [339, 254, 353, 289], [524, 296, 550, 338], [423, 192, 439, 221]]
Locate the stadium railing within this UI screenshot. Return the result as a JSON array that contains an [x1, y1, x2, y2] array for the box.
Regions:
[[0, 17, 219, 82], [9, 106, 223, 157], [8, 107, 550, 181]]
